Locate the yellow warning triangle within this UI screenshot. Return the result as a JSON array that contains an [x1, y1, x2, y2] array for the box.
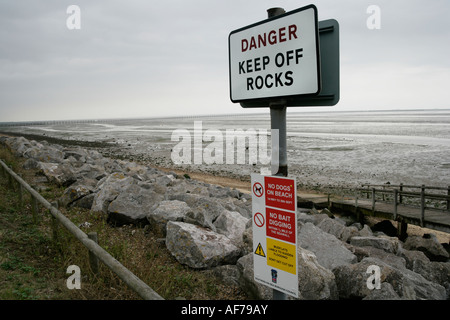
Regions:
[[255, 243, 266, 257]]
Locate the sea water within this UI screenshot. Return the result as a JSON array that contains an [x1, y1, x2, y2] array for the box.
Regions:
[[2, 109, 450, 190]]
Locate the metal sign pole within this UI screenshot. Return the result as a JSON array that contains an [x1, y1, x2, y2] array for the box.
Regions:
[[267, 7, 288, 300], [270, 104, 287, 177], [268, 6, 288, 178]]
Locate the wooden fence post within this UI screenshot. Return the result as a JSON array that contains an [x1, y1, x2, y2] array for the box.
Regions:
[[399, 183, 403, 204], [7, 170, 13, 189], [18, 183, 23, 210], [51, 202, 59, 243], [31, 196, 38, 224], [88, 232, 100, 275], [327, 194, 330, 210], [398, 220, 408, 241], [371, 188, 376, 212], [447, 186, 450, 210], [420, 185, 425, 227], [393, 189, 398, 220]]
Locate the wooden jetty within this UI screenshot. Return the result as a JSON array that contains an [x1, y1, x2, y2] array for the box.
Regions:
[[298, 183, 450, 238]]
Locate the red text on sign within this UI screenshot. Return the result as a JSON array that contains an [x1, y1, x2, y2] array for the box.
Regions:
[[241, 24, 298, 52], [266, 207, 296, 243], [265, 176, 295, 211]]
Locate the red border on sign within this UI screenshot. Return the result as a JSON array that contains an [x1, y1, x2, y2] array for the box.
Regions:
[[253, 212, 265, 227], [253, 182, 264, 197], [264, 176, 295, 211], [266, 207, 296, 243]]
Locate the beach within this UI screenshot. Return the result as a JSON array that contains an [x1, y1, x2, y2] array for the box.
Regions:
[[2, 109, 450, 195], [1, 122, 450, 300]]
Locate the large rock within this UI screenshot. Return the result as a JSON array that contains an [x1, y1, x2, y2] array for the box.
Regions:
[[213, 210, 249, 247], [350, 236, 402, 255], [73, 163, 107, 181], [63, 147, 90, 162], [24, 145, 64, 163], [107, 184, 164, 226], [91, 172, 136, 213], [58, 178, 97, 207], [362, 282, 402, 300], [297, 247, 338, 300], [169, 193, 226, 231], [236, 253, 272, 300], [403, 234, 449, 262], [371, 220, 398, 237], [400, 249, 450, 298], [317, 217, 359, 243], [298, 222, 357, 270], [147, 200, 192, 236], [168, 179, 209, 196], [4, 136, 32, 156], [348, 245, 407, 270], [166, 221, 241, 269], [333, 257, 447, 300], [37, 162, 77, 187], [235, 247, 338, 300]]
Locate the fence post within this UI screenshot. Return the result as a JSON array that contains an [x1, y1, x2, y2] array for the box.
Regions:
[[88, 232, 100, 275], [398, 220, 408, 241], [372, 188, 376, 212], [7, 170, 13, 189], [447, 186, 450, 210], [420, 185, 425, 227], [327, 194, 330, 209], [31, 196, 39, 223], [51, 201, 59, 243], [18, 183, 23, 210], [393, 189, 398, 220], [399, 183, 403, 204]]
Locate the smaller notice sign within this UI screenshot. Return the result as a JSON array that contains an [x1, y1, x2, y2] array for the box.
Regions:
[[264, 176, 296, 211], [266, 207, 296, 243], [267, 238, 296, 274], [251, 173, 298, 298]]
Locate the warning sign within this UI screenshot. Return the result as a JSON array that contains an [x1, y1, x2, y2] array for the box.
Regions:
[[253, 182, 264, 197], [266, 207, 296, 243], [267, 238, 296, 274], [265, 176, 295, 211], [251, 173, 298, 298], [228, 5, 320, 103], [255, 243, 266, 257], [254, 212, 265, 228]]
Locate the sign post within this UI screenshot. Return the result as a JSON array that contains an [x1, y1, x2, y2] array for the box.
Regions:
[[229, 4, 339, 300]]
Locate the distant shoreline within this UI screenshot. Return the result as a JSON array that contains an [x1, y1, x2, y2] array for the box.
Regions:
[[2, 108, 450, 125], [2, 108, 449, 194]]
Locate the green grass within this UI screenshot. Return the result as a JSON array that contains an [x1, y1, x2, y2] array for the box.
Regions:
[[0, 143, 247, 300]]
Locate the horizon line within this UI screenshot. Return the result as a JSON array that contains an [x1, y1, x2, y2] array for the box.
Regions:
[[1, 107, 450, 126]]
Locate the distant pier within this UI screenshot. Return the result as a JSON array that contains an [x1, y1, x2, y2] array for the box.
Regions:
[[299, 183, 450, 238]]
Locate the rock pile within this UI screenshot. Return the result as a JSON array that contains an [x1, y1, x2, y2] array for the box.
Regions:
[[1, 135, 449, 300]]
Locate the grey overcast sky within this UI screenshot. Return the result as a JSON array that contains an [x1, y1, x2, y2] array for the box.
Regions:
[[0, 0, 449, 122]]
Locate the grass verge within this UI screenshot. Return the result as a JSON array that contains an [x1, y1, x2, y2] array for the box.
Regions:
[[0, 144, 247, 300]]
